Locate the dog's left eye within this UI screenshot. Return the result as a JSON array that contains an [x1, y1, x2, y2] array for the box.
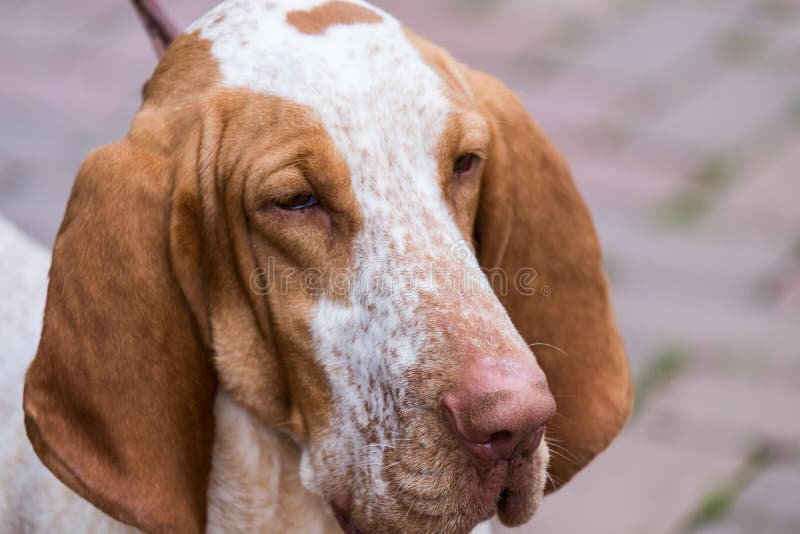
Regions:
[[276, 193, 319, 210], [453, 153, 480, 176]]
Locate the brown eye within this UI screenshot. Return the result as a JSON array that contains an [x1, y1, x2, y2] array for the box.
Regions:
[[276, 193, 319, 211], [453, 153, 479, 176]]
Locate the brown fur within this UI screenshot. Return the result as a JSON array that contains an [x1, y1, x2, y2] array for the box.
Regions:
[[287, 1, 383, 35]]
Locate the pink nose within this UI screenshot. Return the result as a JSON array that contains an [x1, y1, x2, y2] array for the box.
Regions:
[[442, 358, 556, 461]]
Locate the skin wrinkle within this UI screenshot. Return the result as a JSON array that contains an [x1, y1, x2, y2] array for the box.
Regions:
[[10, 1, 632, 533]]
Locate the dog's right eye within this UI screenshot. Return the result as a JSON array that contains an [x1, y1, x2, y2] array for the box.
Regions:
[[276, 193, 319, 211], [453, 153, 480, 177]]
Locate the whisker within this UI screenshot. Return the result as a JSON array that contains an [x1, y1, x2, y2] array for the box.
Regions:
[[528, 342, 568, 357], [546, 449, 577, 466], [545, 470, 564, 488]]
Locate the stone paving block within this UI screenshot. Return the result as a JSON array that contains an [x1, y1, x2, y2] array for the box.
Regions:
[[704, 141, 800, 242], [682, 344, 800, 393], [772, 5, 800, 45], [515, 62, 640, 142], [645, 69, 800, 153], [596, 216, 784, 310], [575, 1, 750, 78], [696, 514, 800, 534], [375, 0, 619, 56], [372, 1, 560, 83], [630, 407, 762, 460], [607, 246, 761, 311], [775, 279, 800, 310], [630, 350, 799, 457], [0, 0, 118, 44], [568, 150, 698, 214], [491, 432, 744, 534], [612, 328, 669, 379], [694, 465, 800, 534], [736, 465, 800, 525], [598, 39, 731, 149], [694, 523, 748, 534], [611, 290, 797, 358], [644, 374, 800, 445]]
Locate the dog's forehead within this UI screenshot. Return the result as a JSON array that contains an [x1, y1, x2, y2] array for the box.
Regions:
[[192, 0, 452, 206]]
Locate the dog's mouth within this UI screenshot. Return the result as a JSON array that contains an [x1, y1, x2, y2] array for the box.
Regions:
[[332, 501, 362, 534], [330, 452, 544, 533]]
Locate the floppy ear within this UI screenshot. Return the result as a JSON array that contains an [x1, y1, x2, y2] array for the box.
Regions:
[[23, 140, 217, 532], [470, 71, 633, 491]]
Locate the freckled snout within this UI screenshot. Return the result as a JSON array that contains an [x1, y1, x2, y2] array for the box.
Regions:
[[442, 357, 556, 461]]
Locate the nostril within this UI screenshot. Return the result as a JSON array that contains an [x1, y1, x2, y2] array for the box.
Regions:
[[490, 430, 513, 445], [483, 425, 547, 459]]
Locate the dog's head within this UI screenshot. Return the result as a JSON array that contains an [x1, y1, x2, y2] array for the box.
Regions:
[[23, 1, 632, 532]]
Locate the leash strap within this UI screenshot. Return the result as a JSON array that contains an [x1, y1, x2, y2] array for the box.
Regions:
[[130, 0, 179, 58]]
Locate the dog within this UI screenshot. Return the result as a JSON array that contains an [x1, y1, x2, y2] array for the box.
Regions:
[[1, 1, 632, 532]]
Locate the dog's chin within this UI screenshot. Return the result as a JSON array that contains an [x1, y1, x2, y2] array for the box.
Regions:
[[328, 445, 549, 533], [495, 445, 549, 527]]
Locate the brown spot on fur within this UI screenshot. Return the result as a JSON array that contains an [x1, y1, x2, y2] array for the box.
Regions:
[[286, 1, 383, 35]]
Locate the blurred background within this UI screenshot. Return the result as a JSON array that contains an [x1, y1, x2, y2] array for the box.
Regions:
[[1, 0, 798, 533]]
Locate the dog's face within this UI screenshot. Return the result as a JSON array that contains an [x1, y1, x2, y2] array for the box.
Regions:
[[23, 1, 632, 533], [185, 4, 554, 531], [185, 4, 558, 530]]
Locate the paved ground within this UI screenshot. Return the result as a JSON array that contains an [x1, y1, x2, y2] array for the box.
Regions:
[[2, 0, 798, 532]]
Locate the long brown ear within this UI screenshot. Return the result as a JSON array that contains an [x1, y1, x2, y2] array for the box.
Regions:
[[23, 140, 217, 532], [471, 71, 633, 491]]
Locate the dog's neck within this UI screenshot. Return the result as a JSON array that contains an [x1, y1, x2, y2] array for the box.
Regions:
[[207, 392, 339, 533]]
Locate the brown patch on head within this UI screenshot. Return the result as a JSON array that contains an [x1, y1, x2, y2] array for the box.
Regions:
[[143, 30, 220, 108], [286, 1, 383, 35]]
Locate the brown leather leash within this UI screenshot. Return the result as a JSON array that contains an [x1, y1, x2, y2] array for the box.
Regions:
[[130, 0, 179, 58]]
